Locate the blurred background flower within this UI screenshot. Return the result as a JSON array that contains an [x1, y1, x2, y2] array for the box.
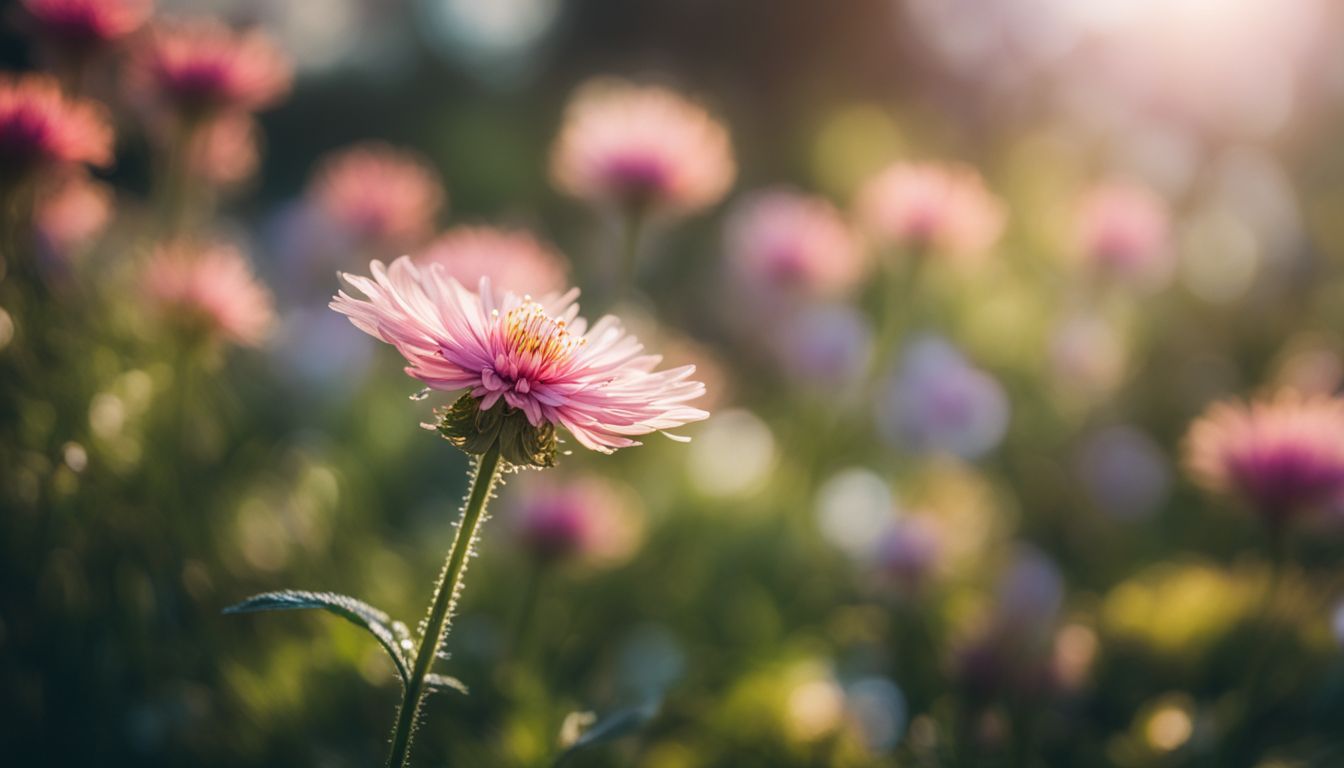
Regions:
[[416, 225, 567, 298], [877, 335, 1010, 460], [855, 162, 1004, 262], [725, 187, 865, 303], [549, 78, 734, 218]]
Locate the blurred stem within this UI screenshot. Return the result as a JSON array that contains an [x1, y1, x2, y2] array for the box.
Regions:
[[386, 441, 504, 768], [1, 181, 37, 287], [508, 558, 546, 666], [954, 700, 979, 768], [1225, 528, 1289, 761], [156, 118, 201, 239], [866, 246, 925, 394], [619, 208, 646, 302]]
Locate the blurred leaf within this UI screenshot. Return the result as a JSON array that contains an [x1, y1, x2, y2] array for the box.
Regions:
[[224, 590, 413, 686], [425, 673, 469, 695], [553, 702, 658, 767]]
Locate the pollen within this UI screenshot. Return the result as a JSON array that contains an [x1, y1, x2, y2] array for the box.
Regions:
[[503, 301, 585, 363]]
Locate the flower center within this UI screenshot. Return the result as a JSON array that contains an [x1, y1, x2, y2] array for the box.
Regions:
[[502, 301, 583, 368]]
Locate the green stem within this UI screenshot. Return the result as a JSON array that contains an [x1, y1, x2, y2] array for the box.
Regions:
[[619, 208, 646, 301], [157, 118, 201, 239], [385, 442, 505, 768], [507, 558, 545, 665], [1224, 529, 1288, 761], [865, 245, 926, 394]]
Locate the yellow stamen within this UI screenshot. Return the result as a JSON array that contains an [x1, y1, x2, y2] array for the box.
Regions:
[[503, 302, 585, 363]]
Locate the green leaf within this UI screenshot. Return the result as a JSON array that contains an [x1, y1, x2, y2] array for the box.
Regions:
[[553, 702, 658, 766], [224, 590, 413, 685], [425, 674, 470, 695]]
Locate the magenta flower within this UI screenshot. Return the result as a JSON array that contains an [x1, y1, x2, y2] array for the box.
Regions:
[[0, 72, 112, 186], [309, 142, 445, 253], [726, 188, 866, 301], [21, 0, 152, 50], [508, 475, 641, 566], [854, 161, 1004, 261], [1075, 180, 1172, 291], [1184, 391, 1344, 524], [417, 225, 567, 299], [550, 78, 734, 216], [143, 242, 275, 347], [128, 18, 292, 119], [331, 256, 708, 454]]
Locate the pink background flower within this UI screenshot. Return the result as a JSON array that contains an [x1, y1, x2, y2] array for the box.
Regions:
[[726, 188, 866, 301], [508, 474, 643, 566], [1075, 180, 1172, 291], [143, 242, 275, 347], [309, 142, 445, 253], [128, 18, 292, 118], [22, 0, 152, 49], [1185, 391, 1344, 522], [34, 170, 111, 257], [854, 161, 1004, 261], [416, 226, 567, 299], [0, 72, 112, 183], [550, 78, 734, 215]]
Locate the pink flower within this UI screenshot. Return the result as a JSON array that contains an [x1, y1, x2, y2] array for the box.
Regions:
[[128, 18, 292, 119], [0, 73, 112, 185], [417, 226, 567, 299], [726, 188, 866, 300], [854, 162, 1004, 260], [1184, 391, 1344, 523], [509, 475, 641, 565], [189, 113, 258, 188], [309, 142, 445, 252], [550, 78, 734, 216], [1075, 181, 1172, 290], [330, 256, 708, 453], [143, 242, 274, 346], [34, 170, 111, 257], [21, 0, 152, 49]]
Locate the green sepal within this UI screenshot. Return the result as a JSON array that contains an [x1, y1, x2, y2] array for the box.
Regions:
[[434, 393, 558, 468]]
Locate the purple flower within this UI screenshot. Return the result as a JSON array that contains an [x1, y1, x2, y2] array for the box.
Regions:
[[874, 516, 943, 596], [1076, 425, 1171, 521], [878, 336, 1009, 460], [775, 305, 872, 392]]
